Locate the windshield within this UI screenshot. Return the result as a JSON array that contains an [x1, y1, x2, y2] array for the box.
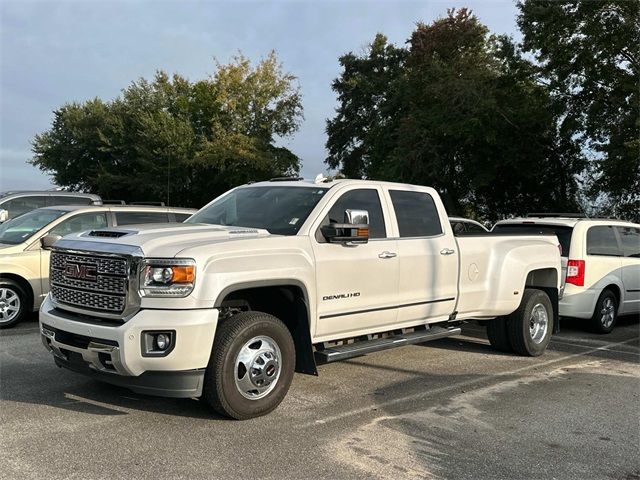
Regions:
[[186, 186, 328, 235], [492, 223, 573, 257], [0, 209, 67, 245]]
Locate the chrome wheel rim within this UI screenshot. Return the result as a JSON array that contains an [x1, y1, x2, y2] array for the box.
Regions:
[[234, 335, 282, 400], [600, 297, 616, 329], [0, 287, 21, 324], [529, 303, 548, 344]]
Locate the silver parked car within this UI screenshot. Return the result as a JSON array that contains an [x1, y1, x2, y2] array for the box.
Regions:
[[0, 190, 102, 223]]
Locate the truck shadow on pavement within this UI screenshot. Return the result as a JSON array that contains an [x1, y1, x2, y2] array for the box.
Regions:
[[1, 358, 225, 420], [424, 315, 639, 362]]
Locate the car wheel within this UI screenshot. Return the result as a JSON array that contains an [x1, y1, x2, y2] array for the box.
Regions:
[[0, 280, 28, 329], [590, 290, 618, 334], [202, 311, 295, 420], [507, 288, 553, 357], [486, 316, 512, 352]]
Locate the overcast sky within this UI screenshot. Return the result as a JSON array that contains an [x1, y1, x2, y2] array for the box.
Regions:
[[0, 0, 519, 192]]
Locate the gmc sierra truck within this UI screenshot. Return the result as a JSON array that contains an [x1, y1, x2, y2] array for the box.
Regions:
[[40, 179, 561, 419]]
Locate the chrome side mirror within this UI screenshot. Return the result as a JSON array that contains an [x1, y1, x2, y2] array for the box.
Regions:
[[321, 209, 370, 244], [345, 209, 369, 226], [40, 234, 62, 250], [0, 209, 8, 223]]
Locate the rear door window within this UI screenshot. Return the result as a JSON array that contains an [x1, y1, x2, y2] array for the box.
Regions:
[[586, 226, 622, 256], [389, 190, 442, 238], [115, 211, 170, 226], [616, 226, 640, 258]]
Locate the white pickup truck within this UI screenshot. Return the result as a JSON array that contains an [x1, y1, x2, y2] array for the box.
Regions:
[[40, 179, 561, 419]]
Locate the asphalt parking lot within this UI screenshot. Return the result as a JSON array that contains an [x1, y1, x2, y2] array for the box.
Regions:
[[1, 314, 638, 480]]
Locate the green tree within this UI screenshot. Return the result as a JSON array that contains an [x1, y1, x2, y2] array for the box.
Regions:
[[326, 9, 584, 220], [518, 0, 640, 221], [325, 34, 407, 179], [31, 52, 303, 208]]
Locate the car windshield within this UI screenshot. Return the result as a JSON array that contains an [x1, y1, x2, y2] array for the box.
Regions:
[[492, 223, 573, 257], [0, 209, 67, 245], [186, 186, 328, 235]]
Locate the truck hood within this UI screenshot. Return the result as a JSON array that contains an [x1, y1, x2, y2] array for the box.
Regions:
[[55, 223, 273, 258]]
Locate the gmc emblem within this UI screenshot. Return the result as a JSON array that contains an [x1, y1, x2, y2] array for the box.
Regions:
[[64, 263, 98, 282]]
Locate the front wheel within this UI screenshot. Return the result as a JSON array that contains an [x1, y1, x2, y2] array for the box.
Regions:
[[506, 289, 553, 357], [202, 311, 295, 420], [590, 290, 618, 334], [0, 280, 28, 329]]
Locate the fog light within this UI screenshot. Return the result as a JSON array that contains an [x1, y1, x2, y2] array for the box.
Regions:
[[155, 333, 169, 350], [142, 331, 175, 357]]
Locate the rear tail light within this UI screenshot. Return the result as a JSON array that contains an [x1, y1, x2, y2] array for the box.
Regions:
[[566, 259, 585, 287]]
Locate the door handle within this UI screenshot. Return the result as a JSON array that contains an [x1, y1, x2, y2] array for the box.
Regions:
[[378, 251, 397, 259], [440, 248, 455, 256]]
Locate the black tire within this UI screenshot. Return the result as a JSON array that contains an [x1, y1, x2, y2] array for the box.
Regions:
[[0, 279, 29, 329], [486, 316, 512, 352], [589, 290, 618, 334], [202, 311, 295, 420], [506, 288, 553, 357]]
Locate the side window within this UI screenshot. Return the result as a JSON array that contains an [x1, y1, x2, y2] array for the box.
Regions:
[[325, 189, 386, 239], [49, 213, 108, 236], [586, 226, 621, 256], [4, 196, 47, 219], [116, 211, 169, 225], [49, 195, 93, 206], [617, 227, 640, 258], [390, 190, 442, 238], [174, 213, 192, 222]]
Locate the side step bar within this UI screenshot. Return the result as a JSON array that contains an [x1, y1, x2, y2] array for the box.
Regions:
[[314, 326, 462, 363]]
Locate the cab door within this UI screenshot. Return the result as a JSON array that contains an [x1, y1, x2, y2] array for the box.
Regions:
[[312, 187, 399, 339], [384, 188, 458, 324]]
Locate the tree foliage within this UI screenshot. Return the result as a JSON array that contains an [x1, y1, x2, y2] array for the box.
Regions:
[[326, 9, 584, 220], [518, 0, 639, 220], [31, 52, 303, 207]]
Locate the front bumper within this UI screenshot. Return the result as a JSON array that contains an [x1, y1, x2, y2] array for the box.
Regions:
[[39, 295, 219, 398]]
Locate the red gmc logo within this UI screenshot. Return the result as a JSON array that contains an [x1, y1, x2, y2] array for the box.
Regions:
[[64, 263, 98, 282]]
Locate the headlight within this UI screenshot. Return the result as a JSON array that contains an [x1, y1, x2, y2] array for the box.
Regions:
[[140, 258, 196, 297]]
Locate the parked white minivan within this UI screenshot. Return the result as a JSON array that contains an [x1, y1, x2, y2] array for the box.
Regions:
[[493, 215, 640, 333]]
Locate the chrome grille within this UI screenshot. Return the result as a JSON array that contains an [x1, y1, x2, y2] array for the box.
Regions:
[[51, 285, 126, 313], [50, 253, 128, 276], [50, 251, 129, 315], [51, 269, 126, 294]]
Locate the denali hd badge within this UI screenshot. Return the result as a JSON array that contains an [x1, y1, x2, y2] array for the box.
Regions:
[[323, 292, 361, 301], [64, 263, 98, 282]]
